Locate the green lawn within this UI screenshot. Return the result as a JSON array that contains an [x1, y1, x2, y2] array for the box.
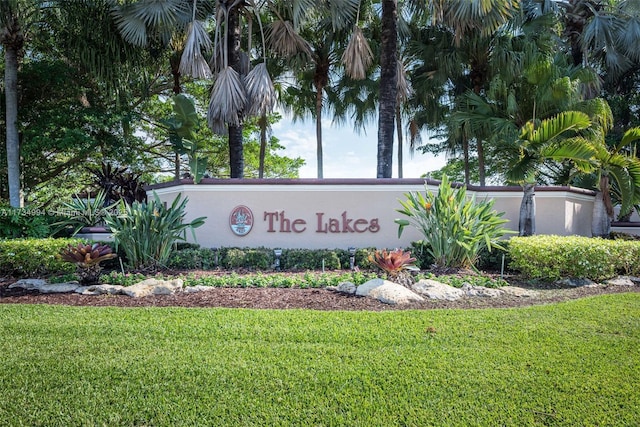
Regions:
[[1, 294, 638, 426]]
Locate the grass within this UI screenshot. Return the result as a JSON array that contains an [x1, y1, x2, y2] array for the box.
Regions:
[[0, 294, 639, 426]]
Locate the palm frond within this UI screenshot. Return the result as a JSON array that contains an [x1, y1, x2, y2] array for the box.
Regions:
[[619, 127, 640, 151], [267, 19, 311, 57], [528, 111, 591, 146], [326, 0, 360, 30], [207, 67, 247, 133], [540, 137, 597, 173], [113, 11, 148, 46], [341, 26, 373, 80], [396, 59, 412, 103], [245, 62, 276, 117], [179, 20, 213, 79]]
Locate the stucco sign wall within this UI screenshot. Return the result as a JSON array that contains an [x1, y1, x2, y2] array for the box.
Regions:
[[148, 178, 598, 250]]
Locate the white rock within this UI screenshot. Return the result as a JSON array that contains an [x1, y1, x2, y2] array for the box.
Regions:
[[335, 281, 357, 295], [355, 279, 423, 304], [122, 278, 184, 297], [605, 276, 636, 287], [9, 279, 80, 293], [355, 278, 386, 297], [412, 279, 466, 301], [38, 283, 81, 293], [461, 283, 503, 298], [8, 278, 48, 290], [79, 284, 125, 296]]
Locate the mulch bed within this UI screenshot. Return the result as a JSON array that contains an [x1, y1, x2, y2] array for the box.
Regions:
[[1, 272, 639, 311]]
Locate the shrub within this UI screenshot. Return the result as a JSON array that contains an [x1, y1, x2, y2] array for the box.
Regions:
[[104, 193, 205, 271], [477, 241, 512, 272], [508, 235, 640, 280], [0, 238, 82, 277], [282, 249, 342, 270], [396, 176, 514, 269], [0, 203, 60, 238], [222, 248, 272, 270], [167, 248, 219, 270]]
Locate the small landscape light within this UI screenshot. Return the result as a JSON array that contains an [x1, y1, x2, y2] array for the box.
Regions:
[[348, 247, 356, 270], [274, 248, 283, 271]]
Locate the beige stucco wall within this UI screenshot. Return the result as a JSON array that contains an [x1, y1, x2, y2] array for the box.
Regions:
[[149, 179, 602, 249]]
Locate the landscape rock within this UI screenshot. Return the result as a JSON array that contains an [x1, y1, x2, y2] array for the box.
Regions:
[[355, 279, 424, 304], [412, 279, 466, 301], [9, 279, 80, 293], [79, 284, 125, 296], [605, 276, 637, 287], [334, 282, 357, 295], [122, 278, 184, 298], [461, 283, 503, 298], [555, 278, 596, 287], [8, 278, 49, 290]]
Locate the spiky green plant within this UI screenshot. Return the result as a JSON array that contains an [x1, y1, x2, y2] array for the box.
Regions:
[[396, 176, 514, 269], [105, 192, 206, 271], [53, 190, 118, 236]]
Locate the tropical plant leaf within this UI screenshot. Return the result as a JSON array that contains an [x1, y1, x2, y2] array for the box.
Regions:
[[179, 20, 213, 79], [245, 62, 276, 117], [342, 26, 373, 80], [207, 67, 247, 132], [267, 19, 311, 57], [528, 111, 591, 146]]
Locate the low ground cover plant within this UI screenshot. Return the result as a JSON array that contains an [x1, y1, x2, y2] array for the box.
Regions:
[[509, 235, 640, 280], [0, 294, 638, 425]]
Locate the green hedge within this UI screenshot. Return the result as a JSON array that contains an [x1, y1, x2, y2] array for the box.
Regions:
[[0, 238, 83, 277], [509, 235, 640, 280]]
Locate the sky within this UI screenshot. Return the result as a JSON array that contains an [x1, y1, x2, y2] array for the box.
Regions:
[[271, 115, 448, 179]]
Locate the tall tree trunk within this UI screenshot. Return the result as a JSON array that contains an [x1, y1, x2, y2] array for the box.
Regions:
[[591, 191, 611, 237], [258, 114, 267, 179], [463, 137, 470, 185], [477, 139, 485, 186], [519, 183, 536, 236], [227, 4, 244, 178], [592, 175, 613, 237], [170, 53, 181, 180], [396, 106, 403, 178], [315, 84, 324, 179], [377, 0, 397, 178], [4, 42, 22, 207]]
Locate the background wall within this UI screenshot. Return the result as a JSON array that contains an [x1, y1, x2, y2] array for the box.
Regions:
[[148, 178, 623, 250]]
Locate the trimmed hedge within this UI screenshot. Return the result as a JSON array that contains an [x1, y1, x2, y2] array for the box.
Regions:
[[0, 238, 83, 277], [509, 235, 640, 280]]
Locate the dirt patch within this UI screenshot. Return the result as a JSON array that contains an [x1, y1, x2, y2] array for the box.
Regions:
[[1, 272, 638, 310]]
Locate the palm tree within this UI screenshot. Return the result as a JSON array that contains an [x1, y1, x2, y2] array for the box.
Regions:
[[589, 127, 640, 237], [0, 0, 41, 207], [376, 0, 398, 178], [507, 111, 596, 236]]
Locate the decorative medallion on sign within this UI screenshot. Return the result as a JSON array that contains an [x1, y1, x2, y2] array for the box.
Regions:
[[229, 205, 254, 236]]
